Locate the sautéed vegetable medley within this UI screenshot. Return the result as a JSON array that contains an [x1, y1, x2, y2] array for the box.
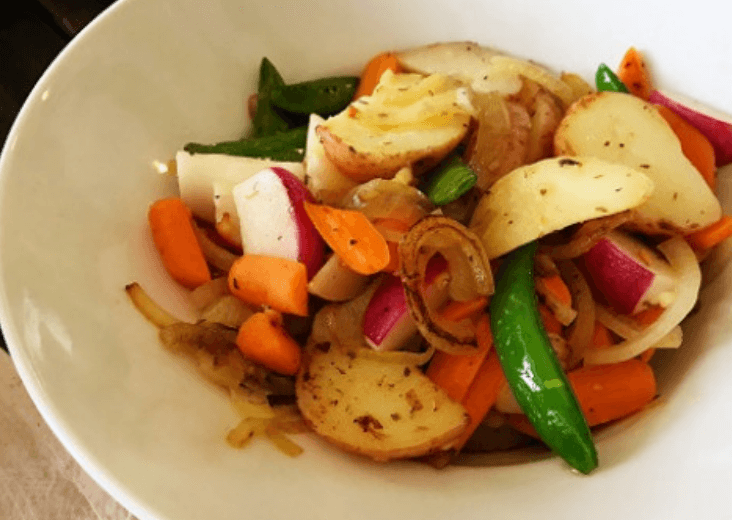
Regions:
[[127, 42, 732, 473]]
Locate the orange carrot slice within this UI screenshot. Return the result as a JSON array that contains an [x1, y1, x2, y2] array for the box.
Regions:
[[657, 105, 717, 190], [303, 202, 390, 275], [353, 52, 402, 100], [589, 321, 615, 350], [228, 255, 308, 316], [453, 352, 505, 451], [686, 215, 732, 251], [537, 274, 572, 307], [617, 47, 652, 100], [507, 358, 656, 435], [438, 296, 489, 323], [538, 303, 563, 336], [426, 314, 492, 403], [236, 309, 302, 375], [148, 198, 211, 289]]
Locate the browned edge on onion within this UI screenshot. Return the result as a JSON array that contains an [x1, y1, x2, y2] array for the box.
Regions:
[[399, 215, 494, 354]]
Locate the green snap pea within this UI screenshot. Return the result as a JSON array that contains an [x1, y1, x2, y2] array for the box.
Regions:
[[425, 156, 478, 206], [595, 63, 629, 93], [184, 126, 307, 161], [251, 58, 291, 137], [489, 241, 598, 474], [270, 76, 359, 116]]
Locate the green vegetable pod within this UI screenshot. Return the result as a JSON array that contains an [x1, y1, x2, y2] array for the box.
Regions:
[[184, 126, 307, 161], [251, 57, 291, 137], [595, 63, 629, 93], [425, 156, 478, 206], [270, 76, 359, 116], [489, 241, 598, 474]]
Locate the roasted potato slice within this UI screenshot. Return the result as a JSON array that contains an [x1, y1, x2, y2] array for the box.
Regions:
[[296, 339, 469, 461], [469, 156, 654, 258], [554, 92, 722, 235], [317, 71, 474, 182]]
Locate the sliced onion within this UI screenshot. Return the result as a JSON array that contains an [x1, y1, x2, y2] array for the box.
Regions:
[[189, 277, 230, 312], [542, 211, 634, 260], [125, 282, 179, 328], [584, 237, 700, 365], [559, 261, 596, 368], [595, 305, 642, 339], [400, 216, 494, 354], [192, 222, 239, 272], [343, 179, 433, 240]]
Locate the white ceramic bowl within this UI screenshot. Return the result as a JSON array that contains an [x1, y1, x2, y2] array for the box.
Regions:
[[3, 1, 732, 519]]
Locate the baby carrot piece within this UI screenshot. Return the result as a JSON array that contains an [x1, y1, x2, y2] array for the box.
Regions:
[[382, 241, 401, 273], [616, 47, 652, 100], [148, 197, 211, 289], [538, 304, 563, 336], [453, 352, 505, 451], [657, 105, 717, 190], [438, 296, 489, 323], [589, 321, 615, 349], [236, 309, 302, 375], [686, 215, 732, 251], [228, 255, 308, 316], [633, 305, 664, 327], [303, 201, 390, 275], [507, 358, 657, 435], [353, 52, 402, 99], [426, 314, 492, 402], [537, 274, 572, 307]]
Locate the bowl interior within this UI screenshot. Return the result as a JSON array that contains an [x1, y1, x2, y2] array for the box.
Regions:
[[2, 1, 732, 519]]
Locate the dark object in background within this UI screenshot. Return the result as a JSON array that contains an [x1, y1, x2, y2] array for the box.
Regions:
[[0, 0, 114, 353]]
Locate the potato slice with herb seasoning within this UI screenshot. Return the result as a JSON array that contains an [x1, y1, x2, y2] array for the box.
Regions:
[[296, 339, 469, 461], [554, 92, 722, 235], [469, 156, 654, 258], [316, 70, 474, 182]]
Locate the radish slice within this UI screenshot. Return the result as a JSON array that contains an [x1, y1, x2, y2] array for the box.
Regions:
[[583, 231, 677, 315], [233, 167, 325, 279], [270, 167, 325, 279], [649, 89, 732, 166], [363, 273, 417, 352], [584, 236, 700, 365], [363, 256, 449, 352]]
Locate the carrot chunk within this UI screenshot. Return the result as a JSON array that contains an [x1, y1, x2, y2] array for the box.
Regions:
[[236, 309, 302, 375], [303, 202, 390, 275], [228, 255, 308, 316], [353, 52, 402, 100], [148, 198, 211, 289]]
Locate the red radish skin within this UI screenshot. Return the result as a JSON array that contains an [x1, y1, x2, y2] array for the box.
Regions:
[[363, 274, 414, 351], [583, 238, 655, 315], [649, 90, 732, 166], [363, 255, 449, 351], [270, 167, 326, 279]]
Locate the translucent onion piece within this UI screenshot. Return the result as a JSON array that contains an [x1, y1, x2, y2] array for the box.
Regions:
[[559, 261, 596, 368], [584, 237, 700, 365], [189, 277, 230, 312], [343, 179, 433, 229], [125, 282, 179, 328], [192, 222, 239, 272], [400, 216, 494, 354], [542, 211, 633, 260], [595, 305, 642, 339]]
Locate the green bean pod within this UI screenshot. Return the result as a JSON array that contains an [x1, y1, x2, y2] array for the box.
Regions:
[[270, 76, 359, 115], [184, 126, 306, 161], [251, 57, 291, 137], [425, 156, 478, 206], [489, 241, 598, 474], [595, 63, 629, 93]]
